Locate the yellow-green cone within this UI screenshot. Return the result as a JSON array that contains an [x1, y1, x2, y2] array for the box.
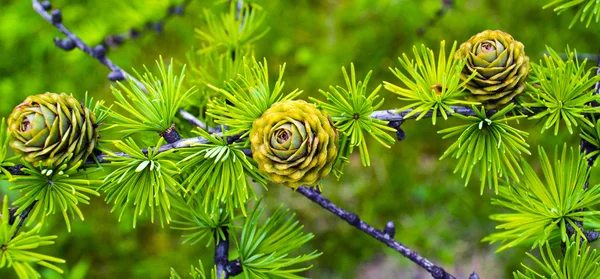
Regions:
[[250, 100, 338, 188], [7, 92, 99, 168], [456, 30, 530, 109]]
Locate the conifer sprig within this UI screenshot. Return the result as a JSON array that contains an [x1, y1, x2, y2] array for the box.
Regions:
[[439, 104, 530, 193], [236, 202, 321, 279], [171, 261, 217, 279], [177, 127, 266, 217], [206, 58, 302, 137], [9, 162, 101, 232], [0, 196, 65, 279], [524, 47, 600, 135], [514, 238, 600, 278], [384, 40, 477, 124], [484, 145, 600, 251], [312, 64, 396, 167], [170, 192, 230, 247], [195, 2, 268, 54], [543, 0, 600, 28], [580, 115, 600, 162], [101, 138, 184, 228], [110, 58, 196, 135]]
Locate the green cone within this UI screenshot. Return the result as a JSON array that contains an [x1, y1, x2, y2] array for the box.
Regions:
[[250, 100, 338, 188], [456, 30, 530, 109], [7, 92, 99, 168]]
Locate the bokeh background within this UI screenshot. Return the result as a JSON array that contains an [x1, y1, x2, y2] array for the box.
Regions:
[[1, 0, 600, 278]]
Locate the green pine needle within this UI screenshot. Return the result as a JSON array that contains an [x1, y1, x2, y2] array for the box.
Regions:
[[580, 115, 600, 163], [109, 57, 196, 135], [171, 260, 217, 279], [206, 57, 302, 137], [0, 196, 66, 279], [0, 118, 17, 178], [236, 201, 321, 279], [177, 127, 266, 217], [185, 47, 247, 124], [384, 40, 478, 125], [311, 64, 396, 168], [9, 162, 101, 232], [101, 137, 184, 228], [543, 0, 600, 28], [484, 145, 600, 252], [195, 2, 269, 54], [439, 104, 530, 194], [170, 192, 230, 247], [514, 238, 600, 279], [524, 46, 600, 135]]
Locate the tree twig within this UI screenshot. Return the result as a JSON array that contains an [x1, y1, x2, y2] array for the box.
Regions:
[[568, 52, 600, 244], [32, 0, 207, 132], [101, 0, 190, 51], [296, 186, 477, 279], [215, 229, 231, 279]]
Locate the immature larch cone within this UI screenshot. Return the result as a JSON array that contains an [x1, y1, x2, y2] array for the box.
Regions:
[[7, 92, 99, 168], [250, 100, 338, 188], [456, 30, 530, 109]]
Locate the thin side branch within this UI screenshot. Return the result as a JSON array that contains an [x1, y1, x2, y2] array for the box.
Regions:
[[32, 0, 208, 130], [32, 0, 145, 90], [296, 186, 473, 279], [101, 0, 190, 50], [215, 229, 231, 279]]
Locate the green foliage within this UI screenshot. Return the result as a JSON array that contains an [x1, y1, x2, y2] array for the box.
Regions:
[[184, 1, 264, 125], [580, 115, 600, 162], [110, 58, 196, 135], [196, 2, 268, 54], [236, 202, 321, 279], [384, 40, 477, 124], [101, 138, 184, 228], [484, 145, 600, 251], [9, 162, 101, 232], [543, 0, 600, 28], [185, 48, 246, 123], [170, 192, 230, 247], [524, 46, 600, 135], [513, 238, 600, 278], [177, 127, 266, 217], [0, 118, 16, 178], [170, 261, 217, 279], [0, 195, 65, 279], [312, 64, 396, 167], [206, 58, 302, 137], [439, 104, 530, 194]]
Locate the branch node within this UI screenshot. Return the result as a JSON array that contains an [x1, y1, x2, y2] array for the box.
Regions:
[[431, 266, 446, 279], [383, 220, 396, 238], [226, 258, 243, 276], [53, 37, 75, 51], [50, 9, 62, 24], [345, 212, 360, 227], [40, 1, 51, 11], [93, 45, 106, 58], [388, 120, 406, 141], [108, 70, 126, 82], [160, 124, 182, 144], [129, 28, 140, 39]]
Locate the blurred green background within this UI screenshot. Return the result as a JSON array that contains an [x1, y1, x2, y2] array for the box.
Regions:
[[1, 0, 600, 278]]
